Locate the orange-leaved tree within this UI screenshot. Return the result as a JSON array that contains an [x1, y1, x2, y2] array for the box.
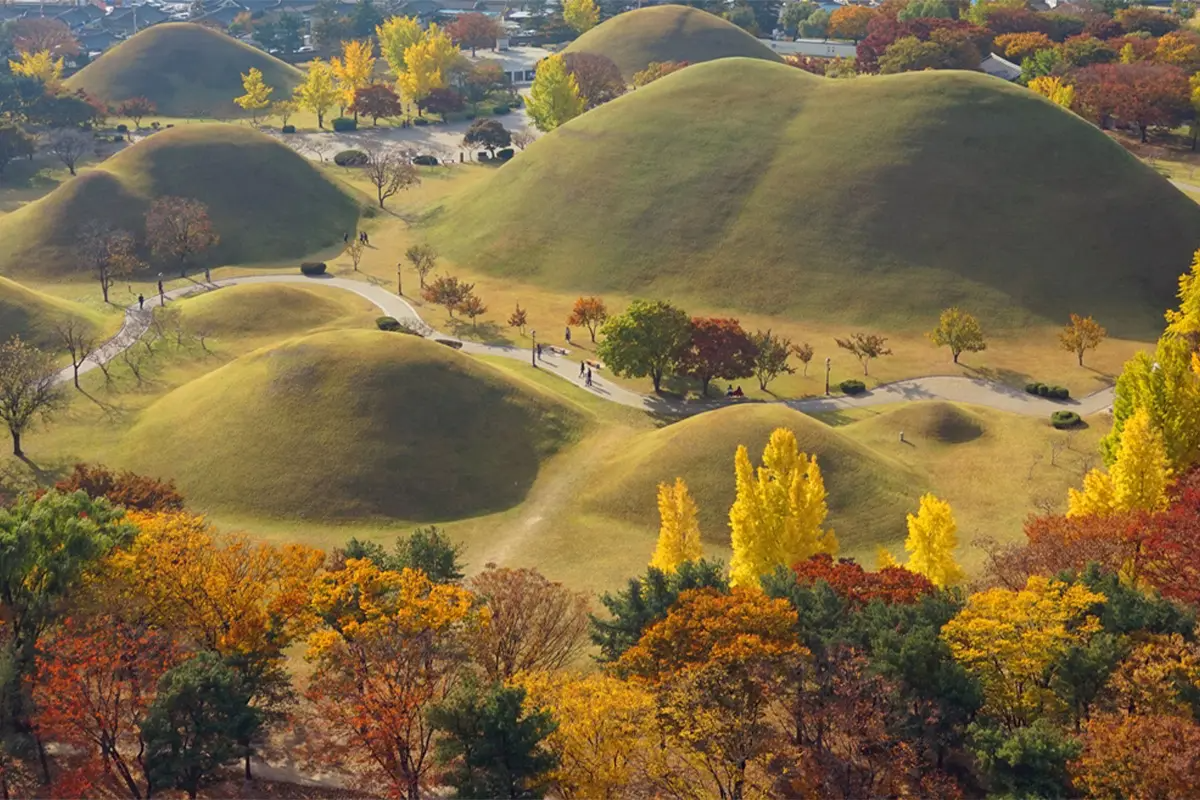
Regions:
[[33, 614, 179, 799], [305, 559, 482, 800], [567, 296, 608, 343], [617, 588, 810, 799]]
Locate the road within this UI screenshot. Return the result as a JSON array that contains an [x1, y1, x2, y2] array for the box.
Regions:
[[62, 274, 1115, 418]]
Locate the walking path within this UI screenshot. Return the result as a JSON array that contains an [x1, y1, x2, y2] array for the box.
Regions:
[[63, 274, 1116, 418]]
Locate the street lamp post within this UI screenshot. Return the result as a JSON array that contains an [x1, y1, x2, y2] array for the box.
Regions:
[[825, 356, 832, 396], [531, 330, 537, 367]]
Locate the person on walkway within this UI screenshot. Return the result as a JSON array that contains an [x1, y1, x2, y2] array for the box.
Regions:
[[363, 232, 370, 245], [536, 343, 542, 359], [138, 294, 144, 310], [343, 232, 349, 243], [585, 368, 592, 387], [157, 280, 164, 306], [579, 361, 586, 377], [565, 326, 571, 344], [204, 266, 211, 283]]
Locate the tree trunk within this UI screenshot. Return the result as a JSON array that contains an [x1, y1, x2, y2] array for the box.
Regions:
[[101, 277, 110, 303], [1078, 351, 1084, 367], [35, 735, 50, 785], [73, 365, 80, 389], [952, 350, 959, 364], [701, 376, 711, 396], [244, 751, 252, 780], [652, 370, 662, 393], [11, 429, 21, 458], [397, 270, 403, 296], [1140, 123, 1148, 143], [68, 164, 76, 176]]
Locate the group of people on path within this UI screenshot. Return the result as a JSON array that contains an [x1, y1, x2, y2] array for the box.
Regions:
[[578, 361, 593, 387], [344, 231, 370, 245]]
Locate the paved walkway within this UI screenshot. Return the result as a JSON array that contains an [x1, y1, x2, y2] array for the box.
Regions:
[[63, 274, 1116, 419]]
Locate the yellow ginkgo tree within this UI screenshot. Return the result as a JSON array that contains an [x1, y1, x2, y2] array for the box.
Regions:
[[729, 427, 837, 589], [235, 67, 273, 123], [9, 49, 63, 86], [650, 477, 702, 573], [1069, 406, 1171, 517], [330, 39, 376, 120], [902, 493, 964, 588]]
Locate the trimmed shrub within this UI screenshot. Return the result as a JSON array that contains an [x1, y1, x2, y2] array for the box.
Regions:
[[300, 262, 327, 276], [334, 149, 368, 167], [1025, 382, 1044, 395], [281, 124, 296, 134], [1027, 382, 1069, 400], [840, 379, 866, 395], [116, 124, 128, 133], [112, 135, 123, 143], [435, 338, 463, 350], [331, 117, 357, 132], [493, 103, 511, 115], [413, 117, 430, 126], [376, 316, 401, 331], [496, 148, 515, 161], [1051, 410, 1082, 429], [478, 152, 491, 162], [413, 154, 439, 166]]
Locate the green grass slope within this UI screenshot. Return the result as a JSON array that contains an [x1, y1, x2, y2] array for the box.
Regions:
[[429, 60, 1200, 337], [583, 404, 923, 553], [562, 4, 781, 79], [119, 330, 586, 522], [0, 276, 105, 351], [66, 23, 303, 117], [0, 124, 358, 277]]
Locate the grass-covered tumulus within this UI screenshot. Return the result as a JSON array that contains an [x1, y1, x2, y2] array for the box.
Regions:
[[583, 404, 924, 553], [562, 4, 782, 80], [428, 59, 1200, 338], [0, 124, 358, 277], [66, 23, 303, 117], [0, 276, 106, 351], [118, 329, 587, 522]]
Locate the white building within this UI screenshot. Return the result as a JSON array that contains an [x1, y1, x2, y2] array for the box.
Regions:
[[473, 40, 555, 85], [758, 37, 858, 59]]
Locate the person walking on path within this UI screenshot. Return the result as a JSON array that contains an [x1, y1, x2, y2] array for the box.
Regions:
[[204, 266, 211, 283], [157, 280, 165, 306], [579, 361, 586, 378], [363, 232, 370, 245], [585, 368, 593, 387], [536, 343, 543, 360], [138, 294, 145, 310], [565, 326, 571, 344]]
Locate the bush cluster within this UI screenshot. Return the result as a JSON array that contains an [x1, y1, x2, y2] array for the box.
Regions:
[[413, 154, 439, 166], [376, 316, 401, 331], [334, 149, 368, 167], [1050, 410, 1082, 429], [281, 124, 296, 134], [300, 262, 327, 276], [331, 117, 357, 132], [496, 148, 515, 161], [414, 117, 430, 126], [840, 379, 867, 395], [1026, 382, 1070, 400], [116, 124, 128, 133]]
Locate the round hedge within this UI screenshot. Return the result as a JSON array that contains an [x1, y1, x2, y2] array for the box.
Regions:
[[300, 262, 327, 276], [334, 149, 368, 167], [1051, 410, 1082, 429], [840, 379, 866, 395]]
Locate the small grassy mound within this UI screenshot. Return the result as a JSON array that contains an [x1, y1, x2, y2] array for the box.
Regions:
[[583, 404, 923, 552], [563, 4, 782, 79], [429, 60, 1200, 337], [0, 124, 358, 277], [66, 23, 303, 117], [119, 330, 586, 521], [884, 401, 987, 444], [175, 284, 375, 340], [0, 276, 105, 351]]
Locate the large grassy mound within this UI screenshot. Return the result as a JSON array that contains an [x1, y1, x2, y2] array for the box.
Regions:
[[429, 60, 1200, 337], [0, 124, 358, 277], [562, 4, 781, 79], [0, 277, 105, 351], [66, 23, 303, 117], [583, 404, 923, 552], [175, 284, 376, 341], [119, 330, 586, 521]]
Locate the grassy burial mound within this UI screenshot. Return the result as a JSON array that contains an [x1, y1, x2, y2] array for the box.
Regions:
[[583, 404, 923, 553], [562, 4, 782, 80], [66, 23, 303, 117], [0, 277, 105, 350], [429, 59, 1200, 338], [120, 330, 586, 522], [0, 124, 357, 277], [175, 284, 378, 342], [876, 402, 987, 445]]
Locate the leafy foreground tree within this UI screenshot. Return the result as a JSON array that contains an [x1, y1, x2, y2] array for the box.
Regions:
[[927, 307, 986, 364], [596, 299, 690, 393], [650, 477, 703, 573], [1060, 313, 1107, 366], [430, 682, 557, 799], [142, 652, 262, 800], [526, 54, 584, 133]]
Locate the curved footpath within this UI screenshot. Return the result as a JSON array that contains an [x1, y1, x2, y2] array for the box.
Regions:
[[62, 275, 1116, 418]]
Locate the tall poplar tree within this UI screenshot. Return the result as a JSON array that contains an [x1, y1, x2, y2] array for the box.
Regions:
[[729, 427, 837, 589], [1070, 407, 1171, 517], [903, 493, 964, 588], [650, 478, 702, 573]]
